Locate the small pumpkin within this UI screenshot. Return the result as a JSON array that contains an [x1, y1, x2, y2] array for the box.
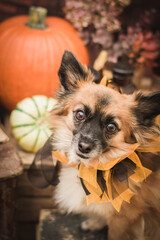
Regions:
[[0, 7, 89, 110], [10, 95, 56, 153]]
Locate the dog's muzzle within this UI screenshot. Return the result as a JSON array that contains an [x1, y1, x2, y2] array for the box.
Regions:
[[73, 133, 101, 159], [78, 138, 95, 154]]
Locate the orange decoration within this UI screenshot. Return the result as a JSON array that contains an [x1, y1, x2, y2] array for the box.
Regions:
[[0, 7, 89, 110]]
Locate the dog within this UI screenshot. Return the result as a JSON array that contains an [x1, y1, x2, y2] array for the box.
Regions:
[[47, 50, 160, 240]]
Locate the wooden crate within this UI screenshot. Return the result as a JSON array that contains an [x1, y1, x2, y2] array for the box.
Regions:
[[16, 170, 55, 223], [14, 146, 56, 240], [0, 127, 23, 240], [37, 209, 108, 240], [3, 117, 56, 240]]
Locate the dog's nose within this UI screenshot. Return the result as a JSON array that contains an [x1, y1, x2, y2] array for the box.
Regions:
[[78, 140, 94, 154]]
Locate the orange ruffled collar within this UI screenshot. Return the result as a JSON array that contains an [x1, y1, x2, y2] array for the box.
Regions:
[[52, 141, 160, 212]]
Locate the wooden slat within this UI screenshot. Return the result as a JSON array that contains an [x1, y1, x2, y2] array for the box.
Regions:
[[17, 170, 54, 197], [16, 197, 55, 222], [0, 127, 9, 143], [37, 209, 108, 240], [0, 178, 17, 240], [17, 222, 37, 240], [0, 141, 23, 180]]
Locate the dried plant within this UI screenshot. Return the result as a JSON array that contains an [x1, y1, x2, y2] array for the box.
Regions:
[[107, 9, 160, 69], [64, 0, 131, 47], [64, 2, 160, 70], [128, 30, 160, 68]]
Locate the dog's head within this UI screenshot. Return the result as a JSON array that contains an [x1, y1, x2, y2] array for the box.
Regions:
[[49, 51, 160, 166]]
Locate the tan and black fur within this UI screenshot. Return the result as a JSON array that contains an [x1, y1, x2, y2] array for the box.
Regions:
[[49, 51, 160, 240]]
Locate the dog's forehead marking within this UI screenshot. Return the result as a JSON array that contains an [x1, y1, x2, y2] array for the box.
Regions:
[[69, 83, 134, 127], [73, 83, 123, 108]]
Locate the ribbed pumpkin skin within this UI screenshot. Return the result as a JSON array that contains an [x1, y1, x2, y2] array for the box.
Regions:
[[0, 16, 89, 110], [10, 95, 57, 152]]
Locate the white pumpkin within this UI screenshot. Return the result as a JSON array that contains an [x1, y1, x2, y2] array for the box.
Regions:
[[10, 95, 57, 153]]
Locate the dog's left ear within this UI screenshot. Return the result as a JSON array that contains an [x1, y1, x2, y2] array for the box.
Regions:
[[58, 50, 101, 91], [134, 91, 160, 126]]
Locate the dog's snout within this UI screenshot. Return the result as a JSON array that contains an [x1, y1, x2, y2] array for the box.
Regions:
[[78, 140, 94, 154]]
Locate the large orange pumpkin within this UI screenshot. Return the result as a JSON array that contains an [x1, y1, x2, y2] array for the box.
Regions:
[[0, 7, 89, 110]]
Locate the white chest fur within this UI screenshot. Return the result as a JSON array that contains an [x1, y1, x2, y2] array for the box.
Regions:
[[54, 166, 86, 213], [54, 165, 114, 218]]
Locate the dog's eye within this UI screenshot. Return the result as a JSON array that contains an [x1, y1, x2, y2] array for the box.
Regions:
[[106, 123, 117, 134], [74, 110, 86, 122]]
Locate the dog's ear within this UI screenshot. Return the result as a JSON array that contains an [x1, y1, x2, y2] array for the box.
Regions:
[[58, 50, 100, 91], [88, 66, 101, 84], [134, 91, 160, 126]]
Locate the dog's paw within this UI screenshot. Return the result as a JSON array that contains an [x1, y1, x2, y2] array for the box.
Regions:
[[81, 218, 106, 232]]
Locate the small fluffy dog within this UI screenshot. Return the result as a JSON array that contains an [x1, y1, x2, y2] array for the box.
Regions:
[[48, 51, 160, 240]]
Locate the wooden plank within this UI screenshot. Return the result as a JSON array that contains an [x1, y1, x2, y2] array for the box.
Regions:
[[16, 170, 54, 197], [16, 197, 55, 222], [17, 148, 35, 169], [37, 209, 108, 240], [17, 222, 37, 240], [0, 141, 23, 180], [0, 127, 9, 143], [0, 123, 23, 180], [17, 184, 54, 198], [0, 178, 17, 240]]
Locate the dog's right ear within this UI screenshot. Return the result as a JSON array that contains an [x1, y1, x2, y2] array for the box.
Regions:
[[58, 50, 100, 91]]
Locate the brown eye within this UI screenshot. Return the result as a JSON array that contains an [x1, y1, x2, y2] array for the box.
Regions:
[[106, 123, 117, 134], [74, 110, 85, 122]]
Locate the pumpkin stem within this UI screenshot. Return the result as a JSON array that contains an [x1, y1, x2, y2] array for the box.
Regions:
[[26, 6, 47, 29]]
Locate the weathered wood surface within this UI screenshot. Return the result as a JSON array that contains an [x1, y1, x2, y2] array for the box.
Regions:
[[17, 170, 54, 198], [0, 127, 23, 239], [16, 169, 55, 223], [0, 128, 9, 143], [15, 169, 55, 239], [17, 197, 55, 222], [38, 209, 108, 240], [17, 222, 37, 240], [0, 178, 17, 240], [0, 141, 23, 180], [0, 127, 23, 180]]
